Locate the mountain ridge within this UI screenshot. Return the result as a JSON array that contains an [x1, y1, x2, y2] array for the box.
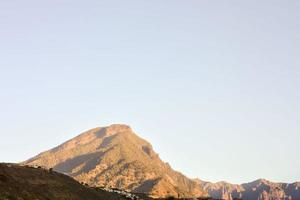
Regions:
[[23, 124, 207, 198], [199, 178, 300, 200], [23, 124, 300, 200]]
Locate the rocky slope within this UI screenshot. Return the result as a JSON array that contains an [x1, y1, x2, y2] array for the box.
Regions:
[[199, 179, 300, 200], [23, 124, 300, 200], [0, 163, 135, 200], [23, 124, 207, 198]]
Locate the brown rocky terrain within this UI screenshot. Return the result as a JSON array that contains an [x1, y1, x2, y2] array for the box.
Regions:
[[23, 124, 208, 199], [199, 179, 300, 200], [0, 163, 132, 200], [22, 124, 300, 200]]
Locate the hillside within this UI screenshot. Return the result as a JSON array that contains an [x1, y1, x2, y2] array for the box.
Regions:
[[23, 124, 208, 199], [0, 163, 136, 200]]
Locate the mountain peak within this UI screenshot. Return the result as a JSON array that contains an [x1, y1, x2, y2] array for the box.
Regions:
[[247, 178, 270, 186], [104, 124, 132, 135], [23, 125, 207, 198]]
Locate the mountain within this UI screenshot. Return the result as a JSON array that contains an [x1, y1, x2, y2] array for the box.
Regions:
[[22, 124, 300, 200], [0, 163, 139, 200], [199, 179, 300, 200], [23, 124, 208, 199]]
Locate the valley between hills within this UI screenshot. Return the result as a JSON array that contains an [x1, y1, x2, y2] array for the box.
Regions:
[[1, 124, 299, 200]]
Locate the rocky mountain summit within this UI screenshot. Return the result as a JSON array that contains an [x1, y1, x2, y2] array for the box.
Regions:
[[24, 124, 207, 198]]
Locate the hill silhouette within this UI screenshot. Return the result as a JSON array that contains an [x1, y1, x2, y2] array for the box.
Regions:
[[0, 163, 138, 200]]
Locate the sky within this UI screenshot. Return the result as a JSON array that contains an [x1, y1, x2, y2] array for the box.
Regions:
[[0, 0, 300, 184]]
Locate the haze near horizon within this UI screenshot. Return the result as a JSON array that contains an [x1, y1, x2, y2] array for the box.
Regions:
[[0, 0, 299, 184]]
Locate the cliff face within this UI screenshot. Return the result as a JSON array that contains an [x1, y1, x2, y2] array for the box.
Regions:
[[23, 124, 207, 198]]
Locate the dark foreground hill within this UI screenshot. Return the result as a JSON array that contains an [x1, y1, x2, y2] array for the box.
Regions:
[[0, 163, 136, 200]]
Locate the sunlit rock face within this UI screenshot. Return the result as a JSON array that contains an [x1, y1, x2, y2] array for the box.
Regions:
[[23, 124, 300, 199], [24, 124, 207, 198]]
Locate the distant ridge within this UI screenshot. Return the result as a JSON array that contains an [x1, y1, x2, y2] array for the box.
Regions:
[[198, 178, 300, 199]]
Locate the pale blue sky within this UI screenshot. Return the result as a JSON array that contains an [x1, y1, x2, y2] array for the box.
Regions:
[[0, 0, 300, 184]]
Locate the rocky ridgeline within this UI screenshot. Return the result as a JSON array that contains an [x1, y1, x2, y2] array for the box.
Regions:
[[24, 124, 207, 198], [22, 124, 300, 200]]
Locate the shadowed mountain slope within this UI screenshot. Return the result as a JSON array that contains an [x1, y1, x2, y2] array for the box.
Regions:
[[0, 163, 134, 200], [23, 124, 207, 198]]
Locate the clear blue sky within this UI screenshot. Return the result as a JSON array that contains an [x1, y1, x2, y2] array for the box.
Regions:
[[0, 0, 299, 184]]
